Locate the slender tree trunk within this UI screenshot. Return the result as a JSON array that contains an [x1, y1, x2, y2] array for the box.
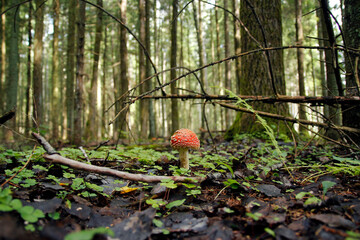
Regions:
[[320, 1, 341, 139], [51, 0, 60, 140], [295, 0, 307, 134], [343, 0, 360, 144], [138, 0, 149, 139], [215, 2, 223, 131], [66, 0, 76, 141], [146, 0, 156, 138], [211, 7, 217, 131], [0, 0, 5, 111], [316, 8, 327, 118], [101, 26, 108, 137], [320, 0, 343, 96], [192, 1, 205, 131], [25, 3, 32, 136], [119, 0, 129, 138], [223, 0, 231, 129], [33, 0, 44, 127], [4, 0, 20, 140], [86, 0, 103, 141], [73, 1, 86, 145], [232, 0, 241, 94], [170, 0, 179, 134]]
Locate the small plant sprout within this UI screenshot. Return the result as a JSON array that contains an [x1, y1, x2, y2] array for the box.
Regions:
[[170, 129, 200, 170]]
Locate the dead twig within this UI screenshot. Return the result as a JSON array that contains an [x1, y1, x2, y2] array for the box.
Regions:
[[79, 146, 90, 164]]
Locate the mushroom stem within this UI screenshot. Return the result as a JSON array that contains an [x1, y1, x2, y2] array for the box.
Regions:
[[178, 149, 189, 169]]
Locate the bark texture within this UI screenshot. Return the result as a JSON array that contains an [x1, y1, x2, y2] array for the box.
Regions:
[[86, 0, 103, 140], [295, 0, 307, 134], [66, 0, 76, 141], [33, 0, 44, 126], [343, 0, 360, 144], [225, 0, 289, 139], [139, 0, 148, 139], [171, 0, 179, 134], [118, 0, 129, 138], [73, 1, 86, 145], [51, 0, 60, 139]]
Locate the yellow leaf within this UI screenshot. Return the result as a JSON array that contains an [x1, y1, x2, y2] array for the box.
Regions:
[[118, 186, 138, 194]]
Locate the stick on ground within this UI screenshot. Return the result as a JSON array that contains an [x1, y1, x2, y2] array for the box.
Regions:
[[32, 132, 204, 183]]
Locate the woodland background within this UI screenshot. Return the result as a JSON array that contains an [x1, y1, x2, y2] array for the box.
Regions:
[[0, 0, 359, 146]]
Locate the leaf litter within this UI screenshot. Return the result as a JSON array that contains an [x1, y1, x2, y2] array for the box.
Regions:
[[0, 136, 359, 240]]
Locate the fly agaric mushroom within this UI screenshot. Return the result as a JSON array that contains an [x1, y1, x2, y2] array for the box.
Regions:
[[170, 129, 200, 170]]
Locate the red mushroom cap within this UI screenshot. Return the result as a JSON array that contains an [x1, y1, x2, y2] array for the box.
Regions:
[[170, 129, 200, 150]]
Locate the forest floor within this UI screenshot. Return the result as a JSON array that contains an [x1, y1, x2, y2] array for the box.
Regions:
[[0, 134, 359, 240]]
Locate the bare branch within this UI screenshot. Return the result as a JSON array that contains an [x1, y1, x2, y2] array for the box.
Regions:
[[0, 108, 16, 125], [42, 153, 204, 183], [110, 44, 359, 125], [32, 132, 204, 183], [216, 102, 360, 134], [128, 94, 360, 105]]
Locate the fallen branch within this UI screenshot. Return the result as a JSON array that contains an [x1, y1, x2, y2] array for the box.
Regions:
[[128, 94, 360, 105], [0, 109, 16, 125], [32, 132, 204, 183], [217, 102, 360, 134]]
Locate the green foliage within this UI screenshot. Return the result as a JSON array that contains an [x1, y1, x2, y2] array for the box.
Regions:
[[160, 179, 178, 189], [223, 179, 241, 189], [64, 227, 114, 240], [246, 212, 263, 221], [264, 227, 276, 237], [321, 181, 337, 196], [0, 188, 45, 223], [146, 199, 167, 210], [295, 191, 322, 207], [346, 230, 360, 240], [225, 89, 287, 167], [166, 199, 186, 209], [5, 168, 37, 187]]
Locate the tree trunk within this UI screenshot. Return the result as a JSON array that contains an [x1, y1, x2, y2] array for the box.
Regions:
[[4, 0, 20, 140], [343, 0, 360, 144], [192, 1, 205, 132], [295, 0, 308, 134], [86, 0, 103, 141], [0, 0, 5, 111], [33, 0, 44, 127], [316, 8, 327, 119], [225, 0, 289, 139], [101, 26, 108, 137], [119, 0, 129, 138], [51, 0, 60, 140], [73, 1, 86, 145], [232, 0, 241, 94], [25, 3, 32, 137], [319, 1, 341, 140], [170, 0, 179, 134], [66, 0, 76, 142], [223, 0, 231, 129], [215, 2, 223, 131], [146, 0, 156, 138], [139, 0, 149, 139]]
